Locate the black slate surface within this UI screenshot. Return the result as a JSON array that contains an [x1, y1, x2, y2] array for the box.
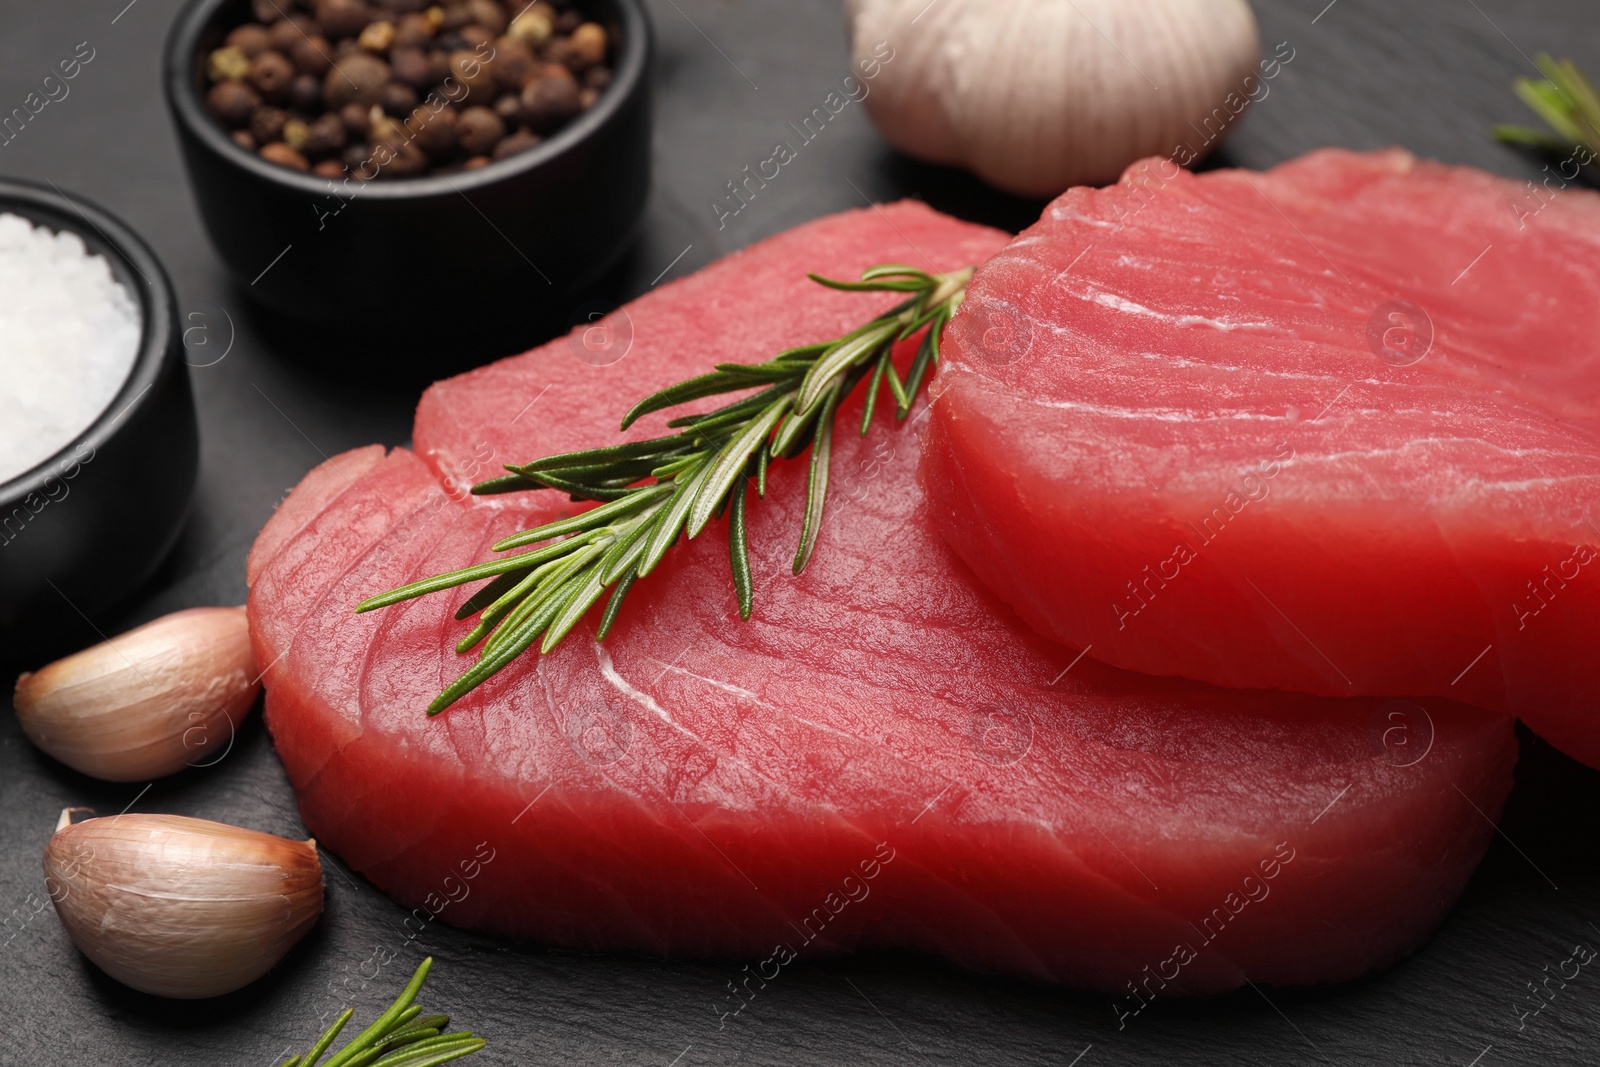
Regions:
[[2, 1, 1598, 1064]]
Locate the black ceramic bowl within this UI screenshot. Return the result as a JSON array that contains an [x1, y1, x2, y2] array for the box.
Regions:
[[163, 0, 653, 327], [0, 180, 198, 639]]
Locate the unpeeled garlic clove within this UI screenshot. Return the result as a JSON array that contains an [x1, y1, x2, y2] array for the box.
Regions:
[[845, 0, 1262, 197], [44, 812, 324, 999], [14, 606, 259, 781]]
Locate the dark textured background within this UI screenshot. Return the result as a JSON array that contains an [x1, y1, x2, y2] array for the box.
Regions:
[[2, 1, 1598, 1064]]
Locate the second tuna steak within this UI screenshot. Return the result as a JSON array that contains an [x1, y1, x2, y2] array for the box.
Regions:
[[925, 149, 1600, 767]]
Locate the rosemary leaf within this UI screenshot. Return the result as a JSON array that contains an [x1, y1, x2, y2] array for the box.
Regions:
[[861, 348, 890, 437], [729, 472, 754, 620], [491, 484, 671, 551], [355, 539, 582, 613], [595, 569, 639, 640], [637, 458, 714, 577], [687, 400, 791, 538], [513, 434, 690, 474], [795, 321, 898, 416], [621, 371, 761, 430], [793, 384, 843, 575]]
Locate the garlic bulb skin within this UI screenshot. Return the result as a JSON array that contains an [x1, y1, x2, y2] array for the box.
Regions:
[[14, 606, 259, 781], [845, 0, 1261, 197], [44, 814, 323, 999]]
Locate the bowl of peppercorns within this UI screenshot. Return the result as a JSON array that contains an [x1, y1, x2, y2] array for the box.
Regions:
[[164, 0, 651, 329]]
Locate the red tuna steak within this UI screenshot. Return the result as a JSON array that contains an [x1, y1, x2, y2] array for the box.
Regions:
[[247, 202, 1515, 991], [923, 148, 1600, 766]]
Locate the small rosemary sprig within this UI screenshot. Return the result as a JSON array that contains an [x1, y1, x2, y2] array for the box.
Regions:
[[357, 263, 973, 714], [1493, 53, 1600, 159], [279, 958, 485, 1067]]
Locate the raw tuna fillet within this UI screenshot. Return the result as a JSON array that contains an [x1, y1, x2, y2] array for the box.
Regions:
[[923, 148, 1600, 767], [247, 202, 1515, 991]]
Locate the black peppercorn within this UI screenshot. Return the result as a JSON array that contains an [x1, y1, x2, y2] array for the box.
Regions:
[[250, 50, 296, 102], [289, 72, 323, 110], [339, 100, 373, 137], [303, 112, 348, 156], [407, 103, 457, 156], [492, 127, 540, 160], [205, 0, 607, 177], [291, 34, 335, 75], [207, 80, 261, 126], [491, 37, 537, 89], [458, 24, 493, 50], [492, 92, 521, 123], [341, 141, 372, 171], [225, 23, 272, 57], [315, 0, 370, 39], [466, 0, 507, 34], [323, 51, 389, 108], [250, 105, 289, 144], [519, 65, 579, 133], [379, 80, 418, 116], [454, 105, 503, 155], [268, 15, 317, 53], [389, 45, 433, 88], [393, 12, 435, 46], [260, 141, 310, 170]]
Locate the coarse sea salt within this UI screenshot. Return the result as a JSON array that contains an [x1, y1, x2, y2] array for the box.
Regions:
[[0, 212, 142, 484]]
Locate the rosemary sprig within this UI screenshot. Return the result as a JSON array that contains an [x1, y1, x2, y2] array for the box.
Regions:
[[279, 958, 485, 1067], [1493, 53, 1600, 159], [357, 263, 973, 714]]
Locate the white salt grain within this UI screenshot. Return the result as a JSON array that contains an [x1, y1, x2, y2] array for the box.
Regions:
[[0, 212, 142, 483]]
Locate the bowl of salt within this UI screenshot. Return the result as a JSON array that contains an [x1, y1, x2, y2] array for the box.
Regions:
[[0, 179, 197, 641]]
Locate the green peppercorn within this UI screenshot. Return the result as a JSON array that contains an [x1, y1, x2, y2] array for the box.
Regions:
[[207, 45, 253, 83]]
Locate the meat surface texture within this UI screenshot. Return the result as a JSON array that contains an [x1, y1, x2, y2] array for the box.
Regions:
[[923, 149, 1600, 767], [248, 201, 1516, 992]]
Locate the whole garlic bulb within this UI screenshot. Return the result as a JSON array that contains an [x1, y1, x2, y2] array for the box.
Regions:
[[44, 813, 323, 999], [845, 0, 1261, 197], [14, 606, 259, 781]]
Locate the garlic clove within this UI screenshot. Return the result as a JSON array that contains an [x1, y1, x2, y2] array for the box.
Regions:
[[43, 813, 324, 999], [846, 0, 1262, 197], [14, 606, 260, 782]]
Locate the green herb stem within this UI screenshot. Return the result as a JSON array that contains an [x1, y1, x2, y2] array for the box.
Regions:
[[1494, 53, 1600, 161], [282, 959, 485, 1067], [356, 263, 974, 714]]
